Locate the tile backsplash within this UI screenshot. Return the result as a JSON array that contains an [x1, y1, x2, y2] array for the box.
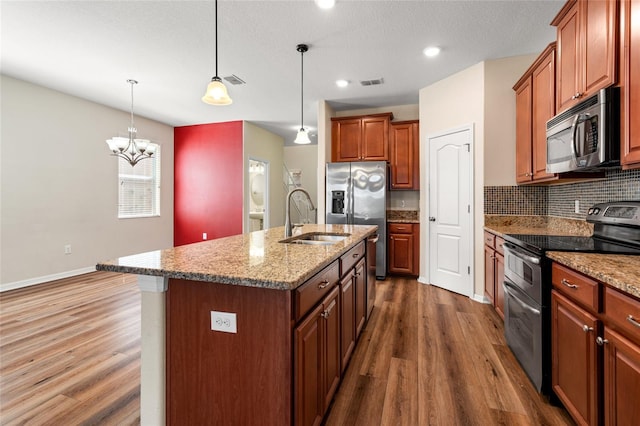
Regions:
[[485, 169, 640, 219]]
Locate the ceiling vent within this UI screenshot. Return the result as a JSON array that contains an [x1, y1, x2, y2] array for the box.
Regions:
[[360, 77, 384, 86], [224, 75, 246, 85]]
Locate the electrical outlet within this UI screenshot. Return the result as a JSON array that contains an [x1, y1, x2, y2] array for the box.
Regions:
[[575, 200, 580, 213], [203, 232, 207, 240], [211, 311, 237, 333], [64, 244, 72, 255]]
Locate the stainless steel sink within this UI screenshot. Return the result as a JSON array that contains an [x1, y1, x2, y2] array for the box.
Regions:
[[279, 232, 350, 245]]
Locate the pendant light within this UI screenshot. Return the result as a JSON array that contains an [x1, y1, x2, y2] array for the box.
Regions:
[[202, 0, 232, 105], [294, 44, 311, 145], [106, 79, 157, 167]]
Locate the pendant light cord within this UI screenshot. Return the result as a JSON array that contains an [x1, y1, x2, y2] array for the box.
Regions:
[[215, 0, 219, 77], [128, 79, 137, 132]]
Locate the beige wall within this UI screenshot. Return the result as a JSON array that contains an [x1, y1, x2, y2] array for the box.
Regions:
[[419, 62, 485, 297], [418, 55, 540, 298], [243, 122, 285, 229], [484, 54, 538, 186], [1, 75, 174, 290], [334, 104, 419, 121]]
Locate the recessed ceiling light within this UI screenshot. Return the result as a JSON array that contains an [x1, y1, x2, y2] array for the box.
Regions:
[[423, 46, 441, 58], [336, 79, 349, 88], [315, 0, 335, 9]]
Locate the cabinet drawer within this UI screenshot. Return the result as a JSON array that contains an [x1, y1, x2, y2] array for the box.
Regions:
[[604, 287, 640, 344], [295, 261, 340, 321], [484, 231, 496, 248], [388, 223, 413, 234], [495, 236, 505, 256], [340, 240, 365, 275], [552, 263, 600, 313]]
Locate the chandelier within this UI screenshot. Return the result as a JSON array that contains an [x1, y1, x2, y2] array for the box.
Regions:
[[105, 79, 157, 167]]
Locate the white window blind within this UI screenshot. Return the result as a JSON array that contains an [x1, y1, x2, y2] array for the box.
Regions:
[[118, 147, 161, 218]]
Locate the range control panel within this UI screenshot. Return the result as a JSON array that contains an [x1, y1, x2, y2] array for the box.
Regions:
[[587, 201, 640, 226]]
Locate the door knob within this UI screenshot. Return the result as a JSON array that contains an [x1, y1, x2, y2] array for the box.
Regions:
[[429, 217, 436, 222]]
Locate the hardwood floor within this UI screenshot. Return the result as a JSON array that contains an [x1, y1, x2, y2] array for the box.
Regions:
[[0, 272, 572, 425], [0, 272, 140, 425]]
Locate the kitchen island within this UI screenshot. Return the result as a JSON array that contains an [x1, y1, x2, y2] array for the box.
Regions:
[[96, 224, 377, 426]]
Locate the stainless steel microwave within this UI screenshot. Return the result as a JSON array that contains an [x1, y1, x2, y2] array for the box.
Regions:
[[545, 87, 619, 173]]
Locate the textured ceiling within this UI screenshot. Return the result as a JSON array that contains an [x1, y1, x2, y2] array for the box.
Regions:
[[1, 0, 562, 145]]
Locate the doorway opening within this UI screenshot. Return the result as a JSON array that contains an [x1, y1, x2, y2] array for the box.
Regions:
[[248, 158, 269, 232]]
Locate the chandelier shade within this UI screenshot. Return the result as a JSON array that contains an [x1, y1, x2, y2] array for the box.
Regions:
[[202, 0, 232, 105], [105, 79, 157, 167]]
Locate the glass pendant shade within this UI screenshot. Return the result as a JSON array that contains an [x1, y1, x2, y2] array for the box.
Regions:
[[294, 128, 311, 145], [202, 77, 232, 105]]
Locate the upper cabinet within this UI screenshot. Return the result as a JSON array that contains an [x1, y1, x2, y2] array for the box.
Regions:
[[389, 120, 420, 190], [620, 0, 640, 169], [552, 0, 618, 113], [513, 43, 558, 184], [331, 113, 392, 162]]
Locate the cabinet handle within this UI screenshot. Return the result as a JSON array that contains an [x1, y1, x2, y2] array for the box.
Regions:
[[582, 325, 594, 333], [571, 92, 583, 100], [322, 300, 337, 318], [352, 253, 359, 258], [596, 336, 609, 346], [318, 280, 330, 289], [561, 278, 578, 289], [490, 255, 496, 260], [627, 315, 640, 328]]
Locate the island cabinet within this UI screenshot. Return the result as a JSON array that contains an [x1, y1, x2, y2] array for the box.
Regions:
[[389, 120, 419, 190], [620, 0, 640, 169], [483, 231, 505, 318], [388, 223, 420, 276], [331, 113, 393, 162], [551, 261, 640, 426], [552, 0, 618, 113], [513, 43, 557, 184]]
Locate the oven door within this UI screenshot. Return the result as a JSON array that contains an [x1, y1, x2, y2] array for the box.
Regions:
[[503, 279, 543, 393]]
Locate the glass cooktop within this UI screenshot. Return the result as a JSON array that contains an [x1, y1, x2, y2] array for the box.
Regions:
[[503, 234, 640, 256]]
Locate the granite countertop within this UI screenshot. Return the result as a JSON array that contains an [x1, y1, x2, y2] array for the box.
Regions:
[[484, 215, 593, 237], [387, 209, 419, 223], [96, 224, 377, 291], [546, 252, 640, 299]]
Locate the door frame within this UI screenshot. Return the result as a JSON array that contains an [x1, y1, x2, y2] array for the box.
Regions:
[[419, 124, 475, 298]]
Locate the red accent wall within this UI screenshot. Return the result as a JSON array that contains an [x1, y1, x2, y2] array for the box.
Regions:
[[174, 121, 243, 246]]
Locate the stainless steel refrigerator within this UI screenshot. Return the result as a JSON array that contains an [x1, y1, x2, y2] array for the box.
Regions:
[[326, 161, 387, 279]]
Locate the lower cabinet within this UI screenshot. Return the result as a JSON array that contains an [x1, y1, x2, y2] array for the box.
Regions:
[[388, 222, 420, 275], [354, 259, 366, 338], [551, 290, 600, 425], [294, 286, 340, 426], [483, 231, 505, 318], [340, 271, 355, 372], [551, 261, 640, 426]]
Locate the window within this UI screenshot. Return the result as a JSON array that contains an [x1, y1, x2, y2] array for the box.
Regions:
[[118, 147, 161, 218]]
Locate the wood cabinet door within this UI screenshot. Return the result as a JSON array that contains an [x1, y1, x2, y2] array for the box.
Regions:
[[340, 272, 355, 372], [603, 327, 640, 426], [332, 119, 361, 162], [494, 252, 505, 320], [322, 287, 341, 411], [388, 232, 414, 274], [531, 48, 556, 181], [552, 290, 600, 426], [556, 2, 581, 112], [514, 77, 533, 183], [354, 259, 366, 339], [582, 0, 617, 96], [361, 116, 389, 161], [484, 245, 496, 304], [294, 303, 324, 426], [620, 0, 640, 168], [389, 121, 418, 189]]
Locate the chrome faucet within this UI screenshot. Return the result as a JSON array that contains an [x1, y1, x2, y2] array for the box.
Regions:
[[285, 187, 316, 238]]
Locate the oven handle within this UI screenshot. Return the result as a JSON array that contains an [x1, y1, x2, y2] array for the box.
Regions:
[[503, 281, 541, 315], [503, 242, 541, 265]]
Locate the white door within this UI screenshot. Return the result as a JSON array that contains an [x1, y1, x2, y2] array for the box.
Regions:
[[428, 126, 473, 297]]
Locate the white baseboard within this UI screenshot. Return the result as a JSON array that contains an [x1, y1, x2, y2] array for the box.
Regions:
[[472, 293, 490, 304], [1, 266, 97, 292], [417, 276, 429, 285]]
